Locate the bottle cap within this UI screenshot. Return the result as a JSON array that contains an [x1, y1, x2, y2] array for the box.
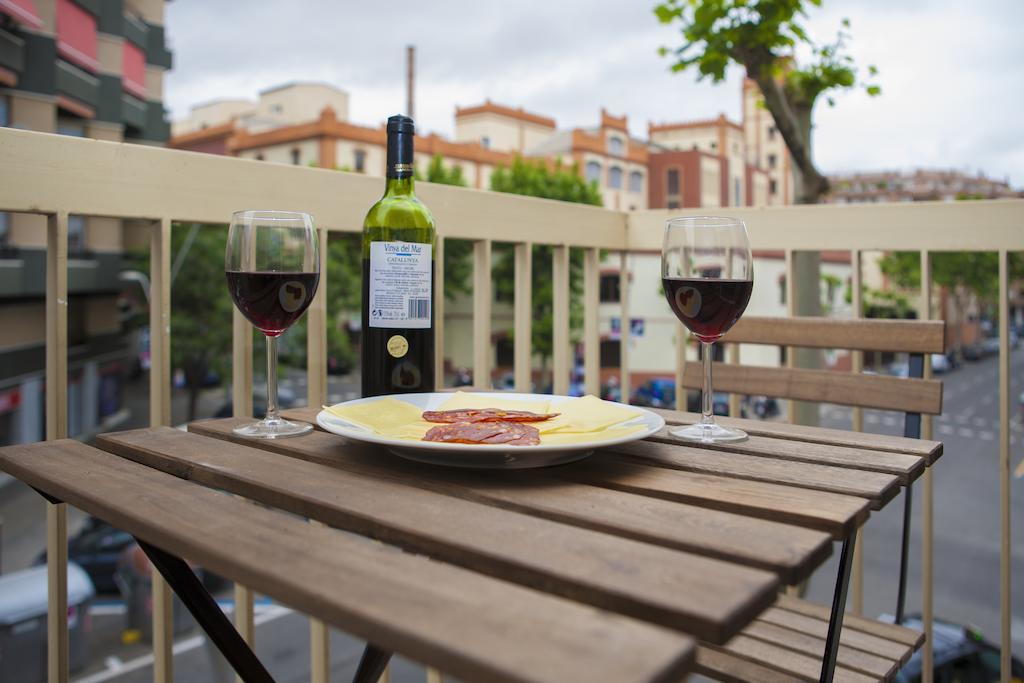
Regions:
[[387, 115, 415, 135]]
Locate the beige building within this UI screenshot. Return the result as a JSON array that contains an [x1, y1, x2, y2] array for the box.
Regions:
[[0, 0, 173, 443], [454, 100, 555, 154]]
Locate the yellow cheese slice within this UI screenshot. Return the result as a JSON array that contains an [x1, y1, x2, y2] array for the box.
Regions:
[[438, 391, 551, 416], [537, 395, 643, 434], [323, 398, 422, 434], [540, 424, 647, 445], [380, 420, 435, 440]]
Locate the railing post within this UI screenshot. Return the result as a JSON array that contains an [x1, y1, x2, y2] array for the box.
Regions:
[[675, 321, 686, 411], [434, 236, 446, 388], [997, 250, 1011, 683], [850, 249, 864, 616], [784, 249, 796, 424], [307, 227, 330, 683], [583, 248, 600, 397], [45, 211, 69, 683], [513, 242, 532, 393], [472, 240, 492, 388], [552, 245, 570, 395], [231, 233, 256, 676], [619, 252, 631, 403], [150, 217, 173, 683], [919, 250, 934, 682], [306, 226, 328, 411]]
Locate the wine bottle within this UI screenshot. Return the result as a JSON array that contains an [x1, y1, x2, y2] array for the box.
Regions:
[[361, 114, 437, 397]]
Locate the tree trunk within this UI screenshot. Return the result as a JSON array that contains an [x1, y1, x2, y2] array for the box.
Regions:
[[187, 385, 199, 422], [788, 103, 823, 427]]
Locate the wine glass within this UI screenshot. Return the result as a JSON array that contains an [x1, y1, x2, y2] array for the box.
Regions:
[[225, 210, 320, 438], [662, 216, 753, 443]]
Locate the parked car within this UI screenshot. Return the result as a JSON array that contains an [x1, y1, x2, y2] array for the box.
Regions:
[[930, 353, 952, 374], [892, 615, 1024, 682], [35, 517, 134, 594], [631, 378, 730, 415]]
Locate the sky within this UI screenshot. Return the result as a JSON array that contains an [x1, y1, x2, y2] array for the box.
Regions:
[[164, 0, 1024, 186]]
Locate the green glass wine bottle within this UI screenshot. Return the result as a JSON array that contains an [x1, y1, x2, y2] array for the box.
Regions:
[[361, 115, 437, 396]]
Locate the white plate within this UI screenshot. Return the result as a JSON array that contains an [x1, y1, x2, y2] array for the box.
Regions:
[[316, 392, 665, 469]]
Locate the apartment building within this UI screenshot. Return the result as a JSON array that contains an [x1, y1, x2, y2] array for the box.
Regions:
[[0, 0, 172, 444]]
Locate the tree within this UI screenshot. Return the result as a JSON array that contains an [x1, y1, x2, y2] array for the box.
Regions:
[[489, 157, 603, 384], [654, 0, 880, 204]]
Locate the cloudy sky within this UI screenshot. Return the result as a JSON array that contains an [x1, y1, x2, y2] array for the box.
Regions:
[[165, 0, 1024, 185]]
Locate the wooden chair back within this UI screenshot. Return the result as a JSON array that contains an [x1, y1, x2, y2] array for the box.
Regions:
[[681, 317, 946, 415]]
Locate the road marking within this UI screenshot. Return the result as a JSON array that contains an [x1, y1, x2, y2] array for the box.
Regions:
[[973, 417, 988, 428], [73, 604, 292, 683], [978, 430, 995, 441], [957, 428, 976, 438], [938, 424, 955, 436]]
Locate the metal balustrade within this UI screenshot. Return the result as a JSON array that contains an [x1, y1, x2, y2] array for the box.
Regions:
[[0, 127, 1020, 682]]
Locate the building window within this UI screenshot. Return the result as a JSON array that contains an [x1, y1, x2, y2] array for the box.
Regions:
[[666, 169, 680, 196], [0, 212, 9, 246], [495, 337, 514, 367], [734, 178, 741, 206], [599, 273, 620, 303], [667, 200, 681, 210], [710, 141, 717, 150], [768, 125, 777, 140], [68, 215, 86, 252], [600, 340, 621, 368], [608, 166, 623, 189], [270, 104, 283, 114], [779, 274, 786, 305], [767, 153, 777, 169], [57, 117, 85, 137], [481, 136, 490, 149], [585, 161, 601, 184], [629, 170, 643, 194], [354, 149, 366, 173], [0, 95, 8, 127], [255, 153, 264, 161], [290, 148, 301, 165], [769, 179, 778, 195], [607, 136, 624, 156]]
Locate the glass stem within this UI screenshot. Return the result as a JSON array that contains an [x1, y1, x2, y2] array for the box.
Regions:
[[701, 342, 715, 426], [265, 334, 279, 422]]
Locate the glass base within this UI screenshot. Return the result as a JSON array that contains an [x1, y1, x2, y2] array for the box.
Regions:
[[232, 417, 312, 439], [669, 422, 748, 444]]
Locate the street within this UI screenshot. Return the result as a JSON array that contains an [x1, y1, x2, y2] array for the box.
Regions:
[[0, 351, 1020, 681]]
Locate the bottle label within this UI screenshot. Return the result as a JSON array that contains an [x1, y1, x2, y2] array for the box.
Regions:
[[368, 241, 432, 329]]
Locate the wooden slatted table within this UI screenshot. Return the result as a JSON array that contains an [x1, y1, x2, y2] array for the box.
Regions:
[[0, 406, 941, 683]]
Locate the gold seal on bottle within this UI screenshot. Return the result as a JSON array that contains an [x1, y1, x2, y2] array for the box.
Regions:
[[386, 334, 409, 358]]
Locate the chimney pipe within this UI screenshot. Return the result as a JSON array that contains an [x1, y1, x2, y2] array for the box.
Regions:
[[406, 45, 415, 120]]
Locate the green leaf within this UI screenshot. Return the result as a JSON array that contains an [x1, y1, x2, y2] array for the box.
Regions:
[[866, 85, 881, 96]]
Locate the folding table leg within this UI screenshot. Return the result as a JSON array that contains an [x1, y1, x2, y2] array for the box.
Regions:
[[352, 644, 392, 683], [820, 534, 856, 683], [136, 540, 275, 683], [895, 484, 913, 624]]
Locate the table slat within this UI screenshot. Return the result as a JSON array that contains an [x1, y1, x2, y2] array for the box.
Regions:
[[650, 407, 943, 462], [99, 427, 777, 644], [0, 440, 694, 683], [757, 608, 913, 664], [644, 430, 925, 485], [560, 457, 870, 538], [189, 418, 834, 584], [607, 439, 902, 508]]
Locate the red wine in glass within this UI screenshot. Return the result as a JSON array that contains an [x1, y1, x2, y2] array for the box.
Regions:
[[225, 210, 319, 439], [663, 277, 753, 343], [226, 271, 320, 337], [661, 216, 753, 444]]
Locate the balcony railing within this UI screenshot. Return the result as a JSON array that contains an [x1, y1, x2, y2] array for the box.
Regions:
[[0, 126, 1020, 682]]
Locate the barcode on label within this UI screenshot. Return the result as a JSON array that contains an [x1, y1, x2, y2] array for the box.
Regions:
[[408, 298, 430, 319]]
